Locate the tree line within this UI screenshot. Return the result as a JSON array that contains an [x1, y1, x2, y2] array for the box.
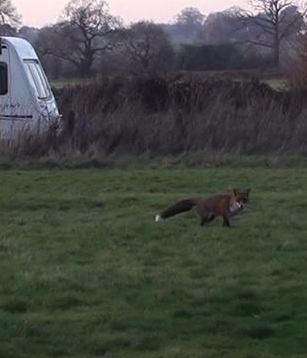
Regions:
[[1, 0, 307, 78]]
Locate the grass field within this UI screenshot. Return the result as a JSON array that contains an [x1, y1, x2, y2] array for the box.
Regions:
[[1, 167, 307, 357], [50, 74, 287, 91], [51, 78, 93, 89]]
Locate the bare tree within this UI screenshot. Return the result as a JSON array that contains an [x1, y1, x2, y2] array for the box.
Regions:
[[38, 0, 121, 77], [237, 0, 304, 67], [202, 7, 249, 44], [287, 24, 307, 89], [176, 7, 205, 27], [0, 23, 16, 35], [0, 0, 20, 29], [121, 22, 175, 77], [175, 7, 205, 38]]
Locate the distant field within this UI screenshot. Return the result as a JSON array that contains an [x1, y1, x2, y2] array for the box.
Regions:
[[51, 77, 93, 89], [1, 168, 307, 357], [50, 72, 287, 90], [179, 70, 287, 91], [261, 78, 287, 91]]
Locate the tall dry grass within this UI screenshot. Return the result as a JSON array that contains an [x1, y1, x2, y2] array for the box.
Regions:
[[2, 76, 307, 163]]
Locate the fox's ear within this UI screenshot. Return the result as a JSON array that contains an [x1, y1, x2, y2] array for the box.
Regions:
[[233, 188, 238, 195]]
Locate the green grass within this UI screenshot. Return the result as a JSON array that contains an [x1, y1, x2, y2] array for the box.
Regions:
[[50, 74, 287, 91], [261, 78, 287, 91], [51, 77, 94, 89], [1, 167, 307, 357]]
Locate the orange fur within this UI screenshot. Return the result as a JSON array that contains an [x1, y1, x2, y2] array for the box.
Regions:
[[156, 189, 250, 227]]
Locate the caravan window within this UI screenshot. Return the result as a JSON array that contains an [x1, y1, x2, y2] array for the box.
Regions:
[[24, 60, 50, 99], [0, 62, 8, 95]]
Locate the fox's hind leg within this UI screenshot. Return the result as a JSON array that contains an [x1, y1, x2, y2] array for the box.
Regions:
[[196, 205, 215, 227], [200, 212, 215, 226]]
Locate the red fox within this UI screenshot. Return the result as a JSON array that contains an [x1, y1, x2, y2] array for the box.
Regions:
[[154, 188, 250, 227]]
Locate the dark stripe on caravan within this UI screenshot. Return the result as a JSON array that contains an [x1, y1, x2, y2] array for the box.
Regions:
[[0, 115, 33, 120]]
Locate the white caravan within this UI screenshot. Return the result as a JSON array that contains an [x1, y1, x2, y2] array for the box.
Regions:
[[0, 36, 60, 139]]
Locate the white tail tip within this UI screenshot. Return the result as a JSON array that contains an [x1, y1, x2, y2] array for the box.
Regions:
[[155, 214, 161, 222]]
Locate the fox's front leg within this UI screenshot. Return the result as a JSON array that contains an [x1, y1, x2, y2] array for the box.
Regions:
[[222, 215, 231, 227]]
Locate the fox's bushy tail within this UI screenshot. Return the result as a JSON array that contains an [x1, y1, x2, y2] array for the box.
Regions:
[[155, 198, 197, 222]]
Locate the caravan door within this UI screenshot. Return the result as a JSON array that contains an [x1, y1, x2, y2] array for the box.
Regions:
[[0, 44, 11, 137]]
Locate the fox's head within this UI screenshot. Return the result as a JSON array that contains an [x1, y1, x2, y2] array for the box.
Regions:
[[233, 188, 251, 210]]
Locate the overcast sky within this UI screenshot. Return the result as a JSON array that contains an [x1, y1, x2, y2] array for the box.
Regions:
[[14, 0, 248, 28]]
